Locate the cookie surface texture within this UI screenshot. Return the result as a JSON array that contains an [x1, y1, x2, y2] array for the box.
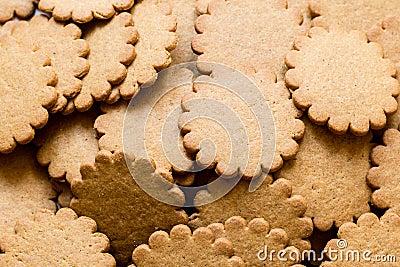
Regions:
[[10, 15, 90, 113], [276, 118, 372, 231], [132, 224, 245, 267], [70, 151, 188, 264], [0, 35, 57, 154], [0, 208, 116, 267], [38, 0, 134, 23], [0, 146, 56, 235], [285, 27, 399, 135]]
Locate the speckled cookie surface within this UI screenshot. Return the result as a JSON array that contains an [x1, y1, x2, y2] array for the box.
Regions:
[[285, 27, 399, 136], [190, 177, 313, 252], [192, 0, 306, 78], [0, 146, 56, 235], [10, 15, 90, 113], [276, 118, 372, 231], [132, 224, 245, 267], [0, 35, 57, 154], [0, 208, 116, 267], [321, 212, 400, 267], [38, 0, 134, 23], [70, 151, 188, 264]]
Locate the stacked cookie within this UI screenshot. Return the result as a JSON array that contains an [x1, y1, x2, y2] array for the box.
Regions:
[[1, 0, 400, 266]]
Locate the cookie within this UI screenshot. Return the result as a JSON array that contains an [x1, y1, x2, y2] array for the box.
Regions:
[[38, 0, 134, 23], [107, 0, 177, 103], [367, 128, 400, 214], [52, 180, 74, 207], [0, 0, 37, 23], [208, 216, 305, 266], [69, 12, 138, 112], [189, 177, 313, 252], [35, 108, 99, 183], [321, 212, 400, 267], [180, 69, 304, 177], [310, 0, 400, 32], [97, 67, 195, 183], [0, 35, 57, 154], [276, 118, 372, 232], [168, 0, 198, 64], [0, 146, 56, 235], [0, 208, 116, 267], [131, 224, 245, 267], [285, 27, 399, 136], [10, 15, 90, 113], [287, 0, 312, 28], [70, 151, 188, 264], [192, 0, 306, 78], [367, 17, 400, 129]]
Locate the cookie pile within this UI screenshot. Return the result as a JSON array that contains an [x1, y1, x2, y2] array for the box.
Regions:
[[1, 0, 400, 266]]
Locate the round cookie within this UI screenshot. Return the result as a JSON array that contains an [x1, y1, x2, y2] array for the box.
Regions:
[[0, 35, 57, 154], [0, 208, 115, 267], [285, 27, 399, 136], [38, 0, 134, 23]]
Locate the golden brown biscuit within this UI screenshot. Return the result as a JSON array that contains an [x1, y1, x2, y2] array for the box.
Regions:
[[132, 224, 245, 267], [0, 35, 57, 154], [310, 0, 400, 32], [70, 151, 188, 264], [0, 146, 56, 235], [321, 212, 400, 266], [192, 0, 306, 78], [367, 128, 400, 214], [35, 108, 100, 183], [68, 12, 138, 113], [190, 177, 313, 252], [0, 208, 116, 267], [0, 0, 37, 23], [10, 15, 90, 113], [208, 216, 305, 266], [276, 118, 372, 231], [107, 0, 177, 103], [38, 0, 134, 23], [180, 69, 304, 178], [285, 27, 399, 136]]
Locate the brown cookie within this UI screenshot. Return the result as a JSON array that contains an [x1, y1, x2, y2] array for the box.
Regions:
[[0, 35, 57, 154], [367, 128, 400, 214], [310, 0, 400, 32], [189, 177, 313, 252], [0, 208, 116, 266], [96, 68, 195, 183], [69, 12, 138, 112], [0, 146, 56, 235], [285, 27, 399, 136], [208, 216, 305, 266], [367, 17, 400, 129], [132, 224, 245, 267], [52, 180, 74, 207], [10, 15, 90, 113], [287, 0, 312, 28], [192, 0, 306, 78], [38, 0, 134, 23], [0, 0, 37, 23], [70, 151, 188, 264], [276, 118, 372, 232], [180, 69, 304, 178], [35, 108, 99, 184], [321, 212, 400, 267], [168, 0, 198, 64], [107, 0, 177, 103]]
